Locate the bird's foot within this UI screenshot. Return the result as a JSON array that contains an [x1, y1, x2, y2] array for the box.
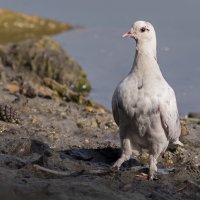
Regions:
[[149, 172, 154, 180], [111, 165, 120, 171], [111, 156, 126, 170], [135, 167, 159, 181]]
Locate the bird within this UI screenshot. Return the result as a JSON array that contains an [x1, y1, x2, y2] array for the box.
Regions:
[[112, 21, 183, 180]]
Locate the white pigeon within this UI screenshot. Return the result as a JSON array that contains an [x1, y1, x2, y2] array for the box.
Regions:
[[112, 21, 183, 180]]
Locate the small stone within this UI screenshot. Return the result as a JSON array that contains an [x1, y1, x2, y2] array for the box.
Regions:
[[181, 120, 190, 136], [120, 183, 134, 192], [37, 85, 54, 99], [84, 106, 95, 113], [31, 115, 38, 124], [22, 83, 36, 98], [91, 119, 98, 128], [163, 159, 174, 168], [135, 173, 148, 181], [84, 139, 89, 144], [139, 152, 149, 165], [4, 84, 19, 93], [60, 112, 67, 119]]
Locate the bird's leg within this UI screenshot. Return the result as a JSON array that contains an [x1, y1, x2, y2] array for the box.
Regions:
[[112, 138, 132, 169], [149, 143, 165, 180], [149, 155, 158, 180]]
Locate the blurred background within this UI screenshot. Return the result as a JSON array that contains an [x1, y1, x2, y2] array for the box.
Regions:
[[0, 0, 199, 115]]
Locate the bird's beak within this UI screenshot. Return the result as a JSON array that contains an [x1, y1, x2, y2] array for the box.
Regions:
[[122, 31, 136, 39]]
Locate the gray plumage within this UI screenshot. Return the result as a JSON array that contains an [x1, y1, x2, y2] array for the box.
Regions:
[[112, 21, 183, 180]]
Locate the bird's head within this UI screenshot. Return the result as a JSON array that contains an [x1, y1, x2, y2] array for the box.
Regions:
[[123, 21, 157, 58], [123, 21, 156, 43]]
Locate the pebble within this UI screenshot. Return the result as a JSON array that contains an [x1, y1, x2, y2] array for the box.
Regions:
[[120, 183, 134, 192]]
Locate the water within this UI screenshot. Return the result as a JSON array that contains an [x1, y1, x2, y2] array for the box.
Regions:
[[1, 0, 200, 115]]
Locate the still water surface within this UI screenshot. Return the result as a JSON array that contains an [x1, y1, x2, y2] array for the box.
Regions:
[[1, 0, 200, 115]]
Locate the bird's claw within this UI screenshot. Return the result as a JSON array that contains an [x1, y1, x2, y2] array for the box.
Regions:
[[111, 164, 120, 171]]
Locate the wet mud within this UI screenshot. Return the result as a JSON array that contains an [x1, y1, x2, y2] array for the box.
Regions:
[[0, 87, 199, 200]]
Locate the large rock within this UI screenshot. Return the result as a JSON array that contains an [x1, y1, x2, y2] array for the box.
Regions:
[[0, 37, 91, 98]]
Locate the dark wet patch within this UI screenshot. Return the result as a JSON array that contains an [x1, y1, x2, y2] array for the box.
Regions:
[[61, 147, 121, 168], [0, 154, 26, 169], [31, 140, 53, 156]]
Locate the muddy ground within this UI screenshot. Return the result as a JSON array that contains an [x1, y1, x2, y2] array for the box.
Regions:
[[0, 85, 199, 200]]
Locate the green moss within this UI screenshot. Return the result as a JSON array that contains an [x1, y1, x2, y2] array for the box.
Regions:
[[74, 75, 91, 93], [71, 71, 91, 93], [43, 78, 67, 97]]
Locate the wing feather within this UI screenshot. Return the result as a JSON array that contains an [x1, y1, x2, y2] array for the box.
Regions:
[[112, 89, 120, 126], [160, 88, 181, 141]]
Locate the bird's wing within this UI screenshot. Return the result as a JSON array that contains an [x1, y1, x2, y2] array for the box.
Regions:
[[160, 88, 181, 141], [112, 89, 120, 126]]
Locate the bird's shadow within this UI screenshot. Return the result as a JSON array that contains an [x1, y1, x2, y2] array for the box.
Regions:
[[60, 147, 140, 170]]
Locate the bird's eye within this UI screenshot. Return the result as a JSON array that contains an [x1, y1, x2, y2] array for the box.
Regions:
[[140, 27, 146, 32]]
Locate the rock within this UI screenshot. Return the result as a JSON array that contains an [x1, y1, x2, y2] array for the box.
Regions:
[[4, 83, 19, 93], [21, 82, 37, 98], [0, 37, 91, 100], [188, 112, 200, 119], [120, 183, 134, 192], [0, 9, 73, 44], [180, 119, 190, 136]]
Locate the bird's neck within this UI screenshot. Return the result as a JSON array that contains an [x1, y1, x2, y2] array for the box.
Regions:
[[130, 41, 161, 77], [135, 40, 157, 60]]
